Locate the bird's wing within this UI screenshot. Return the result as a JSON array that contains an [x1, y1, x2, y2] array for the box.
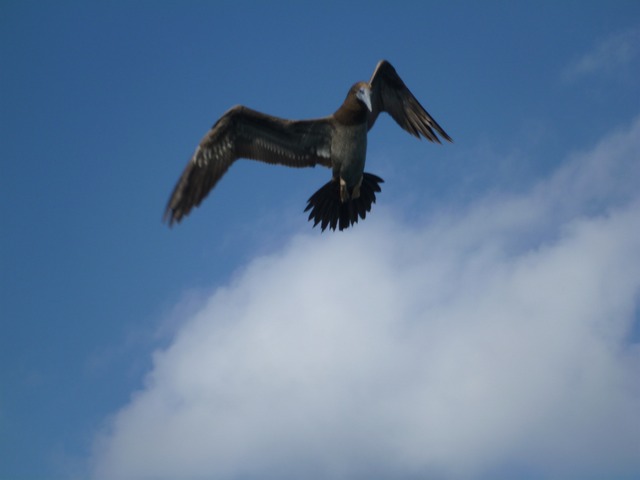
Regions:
[[164, 106, 333, 225], [367, 60, 452, 143]]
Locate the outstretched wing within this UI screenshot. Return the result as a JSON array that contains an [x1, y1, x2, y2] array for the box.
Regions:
[[164, 106, 333, 225], [368, 60, 452, 143]]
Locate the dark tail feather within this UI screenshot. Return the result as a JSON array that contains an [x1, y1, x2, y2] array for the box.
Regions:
[[304, 173, 384, 232]]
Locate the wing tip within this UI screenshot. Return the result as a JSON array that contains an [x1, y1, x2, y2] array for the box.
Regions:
[[162, 206, 180, 227]]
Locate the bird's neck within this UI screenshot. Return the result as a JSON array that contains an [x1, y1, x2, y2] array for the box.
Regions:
[[333, 100, 368, 126]]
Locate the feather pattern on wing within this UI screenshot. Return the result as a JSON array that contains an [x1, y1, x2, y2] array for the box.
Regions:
[[164, 106, 333, 225], [367, 60, 452, 143]]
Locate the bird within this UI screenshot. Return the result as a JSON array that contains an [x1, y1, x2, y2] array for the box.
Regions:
[[164, 60, 451, 231]]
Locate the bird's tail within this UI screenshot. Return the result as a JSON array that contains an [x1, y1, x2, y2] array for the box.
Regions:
[[304, 173, 384, 231]]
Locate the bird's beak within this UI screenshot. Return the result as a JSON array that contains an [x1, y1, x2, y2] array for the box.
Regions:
[[357, 87, 373, 112]]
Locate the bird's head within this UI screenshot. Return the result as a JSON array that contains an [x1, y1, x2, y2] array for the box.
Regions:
[[334, 82, 373, 124], [354, 82, 372, 112]]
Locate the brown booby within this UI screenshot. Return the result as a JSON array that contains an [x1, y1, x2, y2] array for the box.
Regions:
[[164, 60, 451, 231]]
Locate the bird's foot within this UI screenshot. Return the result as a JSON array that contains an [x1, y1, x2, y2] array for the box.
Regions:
[[339, 176, 363, 202], [352, 175, 363, 199], [340, 178, 350, 203]]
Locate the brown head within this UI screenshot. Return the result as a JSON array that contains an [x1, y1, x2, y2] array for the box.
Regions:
[[333, 81, 372, 125]]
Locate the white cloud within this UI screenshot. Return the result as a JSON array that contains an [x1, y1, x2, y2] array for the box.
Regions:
[[563, 27, 640, 81], [91, 117, 640, 480]]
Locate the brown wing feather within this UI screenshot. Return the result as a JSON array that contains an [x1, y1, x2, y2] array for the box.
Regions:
[[164, 106, 333, 225], [368, 60, 452, 143]]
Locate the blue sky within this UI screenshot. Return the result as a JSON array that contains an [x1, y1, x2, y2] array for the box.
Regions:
[[1, 2, 640, 479]]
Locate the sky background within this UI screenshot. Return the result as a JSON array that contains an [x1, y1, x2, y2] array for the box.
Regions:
[[2, 1, 640, 479]]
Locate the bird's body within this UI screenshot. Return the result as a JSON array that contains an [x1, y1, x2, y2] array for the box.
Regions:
[[165, 60, 451, 231], [331, 121, 367, 197]]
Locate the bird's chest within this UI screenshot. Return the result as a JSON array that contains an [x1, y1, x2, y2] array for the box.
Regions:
[[331, 123, 368, 186]]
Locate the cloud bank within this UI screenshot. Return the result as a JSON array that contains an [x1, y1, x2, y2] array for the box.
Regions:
[[563, 27, 640, 81], [92, 117, 640, 479]]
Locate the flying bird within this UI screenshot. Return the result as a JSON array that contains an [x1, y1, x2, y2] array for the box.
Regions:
[[164, 60, 451, 231]]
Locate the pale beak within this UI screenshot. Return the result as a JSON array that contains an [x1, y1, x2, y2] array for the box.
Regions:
[[357, 87, 373, 112]]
